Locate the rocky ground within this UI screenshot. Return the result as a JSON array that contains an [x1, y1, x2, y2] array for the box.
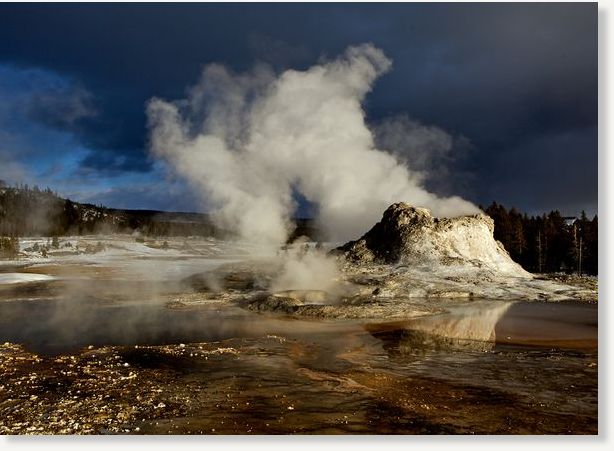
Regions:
[[174, 255, 596, 321], [0, 205, 599, 435], [0, 333, 598, 435], [539, 273, 598, 292]]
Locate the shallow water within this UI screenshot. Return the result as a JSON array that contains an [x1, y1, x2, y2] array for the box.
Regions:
[[0, 291, 598, 434], [0, 297, 362, 355]]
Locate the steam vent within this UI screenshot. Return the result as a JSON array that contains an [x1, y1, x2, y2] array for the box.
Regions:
[[336, 202, 531, 278]]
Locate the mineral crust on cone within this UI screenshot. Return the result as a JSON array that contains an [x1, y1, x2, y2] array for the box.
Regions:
[[336, 202, 530, 278]]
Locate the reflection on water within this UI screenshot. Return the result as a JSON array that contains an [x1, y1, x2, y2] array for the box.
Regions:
[[410, 301, 513, 342], [368, 300, 597, 352], [362, 300, 597, 430], [0, 295, 598, 434], [366, 301, 513, 356]]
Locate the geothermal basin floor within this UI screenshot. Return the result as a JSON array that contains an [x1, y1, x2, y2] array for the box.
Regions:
[[0, 235, 598, 434]]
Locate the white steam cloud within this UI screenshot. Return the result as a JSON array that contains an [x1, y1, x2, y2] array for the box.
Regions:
[[147, 43, 479, 246], [271, 247, 340, 295]]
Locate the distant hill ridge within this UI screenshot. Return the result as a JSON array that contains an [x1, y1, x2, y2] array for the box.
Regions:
[[0, 185, 218, 237], [0, 184, 318, 239]]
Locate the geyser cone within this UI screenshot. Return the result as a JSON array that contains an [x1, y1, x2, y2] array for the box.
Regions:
[[336, 202, 531, 277]]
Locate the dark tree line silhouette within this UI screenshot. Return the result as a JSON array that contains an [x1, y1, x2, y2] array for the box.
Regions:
[[0, 183, 219, 241], [483, 202, 598, 275]]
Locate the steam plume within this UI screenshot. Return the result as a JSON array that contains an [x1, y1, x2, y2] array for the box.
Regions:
[[147, 43, 478, 246]]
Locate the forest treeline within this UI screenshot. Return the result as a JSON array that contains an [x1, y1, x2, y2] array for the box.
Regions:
[[0, 182, 598, 274], [0, 183, 218, 239], [483, 202, 598, 275]]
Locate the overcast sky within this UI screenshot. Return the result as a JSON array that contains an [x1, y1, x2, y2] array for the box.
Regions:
[[0, 3, 597, 216]]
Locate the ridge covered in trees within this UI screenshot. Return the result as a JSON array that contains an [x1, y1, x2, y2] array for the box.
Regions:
[[0, 182, 218, 238]]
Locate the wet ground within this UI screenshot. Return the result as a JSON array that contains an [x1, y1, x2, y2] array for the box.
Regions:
[[0, 237, 599, 434], [0, 294, 597, 434]]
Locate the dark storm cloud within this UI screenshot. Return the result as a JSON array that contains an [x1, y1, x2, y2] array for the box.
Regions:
[[481, 125, 598, 215], [25, 84, 94, 130], [0, 2, 597, 214]]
